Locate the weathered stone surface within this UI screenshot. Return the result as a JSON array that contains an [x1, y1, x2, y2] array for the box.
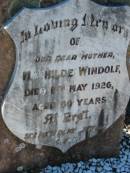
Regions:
[[0, 0, 130, 173], [2, 0, 130, 151], [0, 105, 124, 173], [0, 30, 124, 171]]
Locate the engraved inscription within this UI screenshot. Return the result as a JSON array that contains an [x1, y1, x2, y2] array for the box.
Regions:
[[2, 0, 130, 152]]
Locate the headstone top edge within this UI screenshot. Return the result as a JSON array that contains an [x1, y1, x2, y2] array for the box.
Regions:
[[2, 0, 130, 29]]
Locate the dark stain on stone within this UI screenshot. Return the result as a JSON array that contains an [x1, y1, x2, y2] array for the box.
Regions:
[[98, 109, 105, 129], [105, 114, 109, 125], [113, 89, 119, 115], [85, 127, 90, 139]]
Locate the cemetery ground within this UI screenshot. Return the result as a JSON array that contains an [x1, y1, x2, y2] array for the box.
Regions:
[[15, 124, 130, 173]]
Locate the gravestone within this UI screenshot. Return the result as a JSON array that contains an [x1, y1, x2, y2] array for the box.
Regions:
[[0, 0, 130, 172]]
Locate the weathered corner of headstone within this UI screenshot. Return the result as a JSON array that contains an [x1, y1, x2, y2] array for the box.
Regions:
[[0, 0, 130, 172]]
